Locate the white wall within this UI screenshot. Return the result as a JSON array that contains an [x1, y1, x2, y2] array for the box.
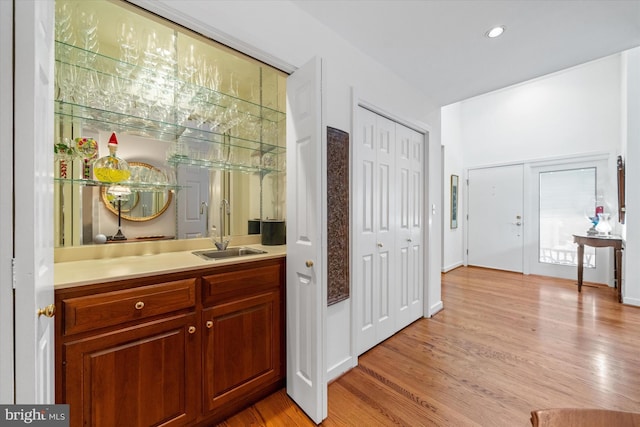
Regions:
[[129, 0, 442, 380], [441, 103, 464, 272], [442, 53, 624, 274], [621, 47, 640, 305]]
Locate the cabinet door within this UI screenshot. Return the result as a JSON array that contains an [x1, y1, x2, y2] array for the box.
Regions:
[[203, 289, 282, 414], [62, 313, 198, 427]]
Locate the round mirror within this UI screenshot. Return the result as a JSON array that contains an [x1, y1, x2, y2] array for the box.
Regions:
[[100, 162, 173, 222]]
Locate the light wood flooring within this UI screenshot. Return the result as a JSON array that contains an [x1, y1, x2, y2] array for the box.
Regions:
[[217, 267, 640, 426]]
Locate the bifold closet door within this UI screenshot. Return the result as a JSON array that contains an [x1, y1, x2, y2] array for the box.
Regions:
[[355, 108, 396, 355], [355, 107, 425, 356], [395, 125, 424, 329]]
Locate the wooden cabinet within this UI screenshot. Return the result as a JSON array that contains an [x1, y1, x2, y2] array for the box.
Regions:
[[55, 258, 285, 427], [62, 313, 199, 427], [201, 262, 284, 417]]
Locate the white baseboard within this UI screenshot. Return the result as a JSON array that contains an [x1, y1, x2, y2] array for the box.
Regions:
[[429, 300, 444, 317], [623, 296, 640, 307], [327, 355, 356, 382], [442, 261, 463, 273]]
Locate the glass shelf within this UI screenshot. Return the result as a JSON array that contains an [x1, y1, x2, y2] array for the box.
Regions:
[[54, 177, 185, 192], [167, 153, 283, 175], [54, 40, 286, 169]]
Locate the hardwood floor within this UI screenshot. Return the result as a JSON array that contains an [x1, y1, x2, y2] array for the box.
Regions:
[[216, 267, 640, 426]]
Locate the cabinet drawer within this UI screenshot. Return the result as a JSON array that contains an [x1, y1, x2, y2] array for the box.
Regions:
[[202, 262, 282, 306], [61, 278, 196, 335]]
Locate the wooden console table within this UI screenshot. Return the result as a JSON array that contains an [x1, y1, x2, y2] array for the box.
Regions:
[[573, 234, 624, 303]]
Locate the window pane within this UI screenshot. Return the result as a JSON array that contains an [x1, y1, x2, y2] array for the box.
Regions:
[[539, 168, 596, 268]]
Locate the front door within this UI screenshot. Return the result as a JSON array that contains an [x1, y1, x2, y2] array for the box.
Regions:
[[467, 164, 524, 273], [285, 57, 327, 424], [14, 0, 56, 403]]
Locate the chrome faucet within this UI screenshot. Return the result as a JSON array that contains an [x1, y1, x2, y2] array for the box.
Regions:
[[200, 201, 209, 237], [214, 199, 230, 250]]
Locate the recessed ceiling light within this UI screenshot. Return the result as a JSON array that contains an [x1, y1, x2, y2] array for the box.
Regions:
[[486, 26, 506, 38]]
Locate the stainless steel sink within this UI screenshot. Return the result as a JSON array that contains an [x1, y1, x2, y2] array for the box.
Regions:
[[192, 247, 267, 260]]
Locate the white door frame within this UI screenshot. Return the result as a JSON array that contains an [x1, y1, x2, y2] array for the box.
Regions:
[[0, 0, 14, 404]]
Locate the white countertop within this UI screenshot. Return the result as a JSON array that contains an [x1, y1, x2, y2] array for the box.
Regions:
[[54, 244, 286, 289]]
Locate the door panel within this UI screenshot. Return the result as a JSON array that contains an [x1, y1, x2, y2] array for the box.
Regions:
[[355, 108, 378, 353], [286, 56, 326, 424], [396, 125, 424, 327], [468, 165, 524, 273], [14, 0, 55, 403]]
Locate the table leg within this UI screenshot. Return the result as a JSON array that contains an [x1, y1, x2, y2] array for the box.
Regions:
[[577, 243, 584, 292], [615, 248, 623, 303]]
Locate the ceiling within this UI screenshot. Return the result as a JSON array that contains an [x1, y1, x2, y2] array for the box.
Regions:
[[292, 0, 640, 107]]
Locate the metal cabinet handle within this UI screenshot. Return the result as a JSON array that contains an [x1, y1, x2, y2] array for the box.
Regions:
[[407, 238, 412, 242], [206, 320, 213, 329], [188, 326, 196, 334], [377, 242, 383, 248], [305, 260, 314, 268], [134, 301, 145, 310], [37, 304, 56, 318]]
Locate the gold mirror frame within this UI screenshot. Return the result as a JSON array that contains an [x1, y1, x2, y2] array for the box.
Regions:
[[100, 162, 173, 222]]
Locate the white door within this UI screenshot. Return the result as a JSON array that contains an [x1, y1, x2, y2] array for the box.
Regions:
[[395, 125, 424, 327], [177, 165, 210, 238], [286, 57, 327, 424], [354, 108, 396, 355], [0, 0, 14, 403], [14, 0, 56, 403], [467, 165, 524, 273]]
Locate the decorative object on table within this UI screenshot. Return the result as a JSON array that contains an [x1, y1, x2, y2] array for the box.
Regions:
[[105, 185, 131, 241], [595, 212, 612, 235], [587, 205, 604, 235], [74, 137, 98, 179], [617, 155, 626, 224], [93, 133, 130, 183], [451, 175, 459, 229]]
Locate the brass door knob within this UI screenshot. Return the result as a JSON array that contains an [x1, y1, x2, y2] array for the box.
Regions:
[[305, 260, 314, 268], [206, 320, 213, 329], [188, 326, 196, 334], [37, 304, 56, 318], [134, 301, 145, 310]]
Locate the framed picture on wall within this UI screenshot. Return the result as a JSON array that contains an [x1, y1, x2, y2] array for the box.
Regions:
[[451, 175, 459, 229]]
